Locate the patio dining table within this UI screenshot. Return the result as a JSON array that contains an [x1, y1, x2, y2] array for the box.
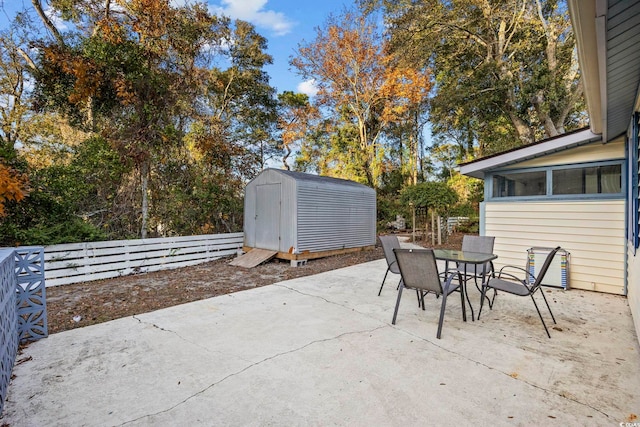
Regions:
[[433, 249, 498, 321]]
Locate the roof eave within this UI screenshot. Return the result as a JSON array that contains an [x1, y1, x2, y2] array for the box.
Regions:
[[567, 0, 605, 137], [459, 128, 601, 179]]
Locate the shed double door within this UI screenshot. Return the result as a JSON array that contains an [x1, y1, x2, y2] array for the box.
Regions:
[[255, 183, 281, 251]]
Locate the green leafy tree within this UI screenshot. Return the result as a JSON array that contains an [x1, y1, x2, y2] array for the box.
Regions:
[[0, 135, 127, 245], [400, 181, 458, 213], [277, 91, 319, 170], [292, 8, 431, 187], [196, 20, 278, 179], [365, 0, 586, 157], [30, 0, 227, 238]]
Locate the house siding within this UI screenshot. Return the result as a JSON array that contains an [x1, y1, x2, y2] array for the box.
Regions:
[[484, 200, 625, 295]]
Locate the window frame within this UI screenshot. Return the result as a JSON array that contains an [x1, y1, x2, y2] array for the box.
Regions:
[[487, 160, 626, 202]]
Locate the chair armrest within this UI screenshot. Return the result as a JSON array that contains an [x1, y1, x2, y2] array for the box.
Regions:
[[488, 261, 495, 278], [441, 268, 462, 279], [497, 265, 535, 283]]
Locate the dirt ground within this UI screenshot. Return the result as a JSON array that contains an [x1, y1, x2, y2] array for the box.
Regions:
[[45, 233, 466, 334]]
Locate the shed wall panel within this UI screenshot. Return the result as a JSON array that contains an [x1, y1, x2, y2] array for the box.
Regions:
[[243, 169, 298, 252], [504, 137, 625, 169], [296, 184, 375, 252], [484, 200, 625, 294]]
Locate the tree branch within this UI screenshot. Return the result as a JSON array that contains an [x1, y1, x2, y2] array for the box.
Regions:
[[31, 0, 65, 46], [16, 47, 37, 71]]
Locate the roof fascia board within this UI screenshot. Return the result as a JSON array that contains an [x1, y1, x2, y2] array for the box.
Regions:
[[595, 0, 608, 141], [568, 0, 603, 134], [459, 129, 601, 179]]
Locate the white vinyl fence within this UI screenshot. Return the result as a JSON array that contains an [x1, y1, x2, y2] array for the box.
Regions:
[[45, 233, 243, 287]]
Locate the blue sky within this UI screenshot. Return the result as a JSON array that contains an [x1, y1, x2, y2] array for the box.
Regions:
[[210, 0, 352, 95], [0, 0, 353, 96]]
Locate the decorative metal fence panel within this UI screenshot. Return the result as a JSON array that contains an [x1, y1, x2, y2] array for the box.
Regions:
[[15, 247, 47, 342], [0, 249, 18, 415]]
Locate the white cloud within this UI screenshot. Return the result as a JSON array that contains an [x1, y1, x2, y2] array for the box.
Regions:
[[44, 7, 68, 31], [212, 0, 294, 36], [297, 79, 318, 97]]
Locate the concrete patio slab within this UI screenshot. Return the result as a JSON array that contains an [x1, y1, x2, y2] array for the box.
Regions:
[[2, 258, 639, 426]]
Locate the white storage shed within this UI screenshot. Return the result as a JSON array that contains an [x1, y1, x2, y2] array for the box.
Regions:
[[243, 169, 376, 260]]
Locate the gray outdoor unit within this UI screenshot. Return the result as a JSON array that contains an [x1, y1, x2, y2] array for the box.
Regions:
[[243, 169, 376, 256]]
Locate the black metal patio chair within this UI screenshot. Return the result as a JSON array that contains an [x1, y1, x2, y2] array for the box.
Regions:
[[378, 235, 402, 296], [392, 248, 466, 339], [478, 246, 561, 338], [457, 235, 496, 305]]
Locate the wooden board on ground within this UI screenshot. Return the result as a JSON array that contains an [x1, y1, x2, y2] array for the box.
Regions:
[[230, 248, 278, 268], [242, 245, 376, 261]]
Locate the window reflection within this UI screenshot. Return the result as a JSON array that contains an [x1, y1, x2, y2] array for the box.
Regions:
[[552, 165, 621, 194], [493, 171, 546, 197]]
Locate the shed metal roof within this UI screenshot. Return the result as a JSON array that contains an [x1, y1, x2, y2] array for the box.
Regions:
[[262, 169, 374, 191]]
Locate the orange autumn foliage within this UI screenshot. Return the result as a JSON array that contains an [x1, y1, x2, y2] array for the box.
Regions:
[[0, 164, 28, 216]]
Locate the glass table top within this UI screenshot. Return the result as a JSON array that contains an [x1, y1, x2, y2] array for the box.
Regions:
[[433, 249, 498, 264]]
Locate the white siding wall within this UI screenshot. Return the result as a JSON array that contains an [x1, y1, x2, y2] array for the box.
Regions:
[[485, 200, 625, 295]]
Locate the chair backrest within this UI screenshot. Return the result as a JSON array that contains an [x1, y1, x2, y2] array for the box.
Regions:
[[379, 235, 401, 273], [462, 235, 495, 253], [393, 248, 443, 295], [459, 235, 495, 275], [530, 246, 561, 290]]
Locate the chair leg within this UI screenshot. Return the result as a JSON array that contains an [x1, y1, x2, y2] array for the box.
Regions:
[[459, 285, 466, 322], [530, 294, 551, 338], [436, 289, 449, 339], [378, 267, 391, 296], [478, 283, 487, 320], [458, 271, 474, 322], [391, 284, 404, 325], [538, 288, 557, 324]]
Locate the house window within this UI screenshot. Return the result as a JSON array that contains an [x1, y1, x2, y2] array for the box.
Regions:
[[493, 171, 546, 197], [490, 161, 624, 200], [552, 164, 622, 195]]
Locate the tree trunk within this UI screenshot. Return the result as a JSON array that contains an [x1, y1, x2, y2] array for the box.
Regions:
[[508, 110, 534, 144], [282, 144, 292, 170], [411, 112, 419, 185], [140, 160, 150, 239]]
